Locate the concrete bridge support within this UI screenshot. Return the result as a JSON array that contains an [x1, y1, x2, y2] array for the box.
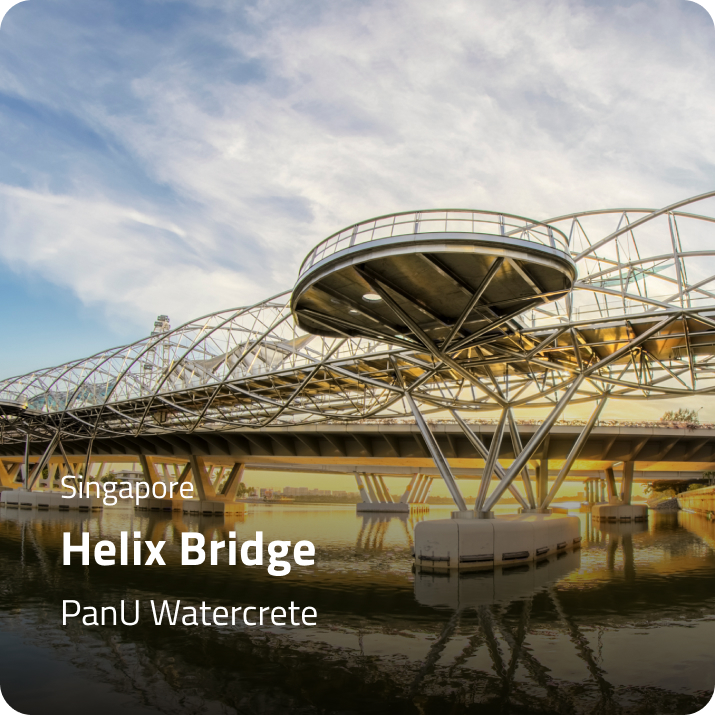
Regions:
[[593, 461, 647, 523], [356, 472, 417, 514], [620, 461, 635, 505], [399, 475, 418, 504], [605, 467, 618, 502]]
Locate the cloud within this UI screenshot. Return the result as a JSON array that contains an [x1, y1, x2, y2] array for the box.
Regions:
[[0, 0, 713, 338]]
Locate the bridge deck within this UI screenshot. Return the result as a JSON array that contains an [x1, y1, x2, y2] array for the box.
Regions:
[[1, 423, 711, 481]]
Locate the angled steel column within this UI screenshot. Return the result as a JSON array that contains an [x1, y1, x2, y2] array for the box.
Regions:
[[475, 408, 508, 512], [507, 409, 536, 509], [450, 410, 529, 509], [407, 394, 467, 511], [482, 375, 586, 513], [541, 397, 608, 510]]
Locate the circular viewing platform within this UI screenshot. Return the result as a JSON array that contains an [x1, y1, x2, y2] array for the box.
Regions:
[[291, 210, 576, 345]]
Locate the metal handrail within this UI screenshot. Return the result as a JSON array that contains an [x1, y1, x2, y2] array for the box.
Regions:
[[298, 209, 570, 277]]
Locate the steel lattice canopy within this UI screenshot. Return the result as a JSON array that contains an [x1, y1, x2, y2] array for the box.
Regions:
[[2, 192, 715, 445]]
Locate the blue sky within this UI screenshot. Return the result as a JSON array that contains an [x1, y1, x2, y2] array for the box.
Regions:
[[0, 0, 713, 377]]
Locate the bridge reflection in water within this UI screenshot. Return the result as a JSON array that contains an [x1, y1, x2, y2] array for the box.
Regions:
[[0, 506, 713, 714]]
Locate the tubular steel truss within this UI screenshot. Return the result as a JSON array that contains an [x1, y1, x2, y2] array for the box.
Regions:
[[2, 193, 715, 489]]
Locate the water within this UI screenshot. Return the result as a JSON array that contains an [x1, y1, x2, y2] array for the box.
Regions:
[[0, 504, 713, 714]]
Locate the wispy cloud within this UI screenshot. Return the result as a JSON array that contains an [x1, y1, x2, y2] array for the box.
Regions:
[[0, 0, 713, 362]]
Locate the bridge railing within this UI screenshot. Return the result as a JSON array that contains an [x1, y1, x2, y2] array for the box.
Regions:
[[298, 209, 570, 277]]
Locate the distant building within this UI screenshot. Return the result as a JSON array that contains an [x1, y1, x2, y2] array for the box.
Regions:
[[283, 486, 309, 496]]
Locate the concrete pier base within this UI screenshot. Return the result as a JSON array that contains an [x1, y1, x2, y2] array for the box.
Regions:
[[0, 491, 102, 511], [356, 502, 409, 514], [180, 500, 245, 516], [591, 503, 648, 522], [134, 498, 245, 515], [414, 513, 581, 571], [134, 497, 182, 512]]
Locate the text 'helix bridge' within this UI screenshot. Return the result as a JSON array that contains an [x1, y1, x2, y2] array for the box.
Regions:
[[2, 191, 715, 528]]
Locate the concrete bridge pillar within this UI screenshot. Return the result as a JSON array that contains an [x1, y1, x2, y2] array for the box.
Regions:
[[535, 463, 549, 506], [399, 475, 418, 504], [219, 463, 245, 499], [605, 467, 618, 503], [377, 475, 394, 503], [369, 474, 385, 502], [410, 475, 422, 504], [0, 461, 18, 489], [354, 472, 372, 503], [188, 455, 217, 501], [416, 477, 433, 504], [620, 461, 634, 505], [138, 455, 162, 487], [364, 474, 379, 503]]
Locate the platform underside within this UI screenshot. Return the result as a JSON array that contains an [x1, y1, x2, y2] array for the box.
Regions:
[[292, 232, 575, 344]]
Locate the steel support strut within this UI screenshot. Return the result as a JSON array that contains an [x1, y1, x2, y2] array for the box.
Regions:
[[481, 313, 675, 513], [481, 375, 586, 512], [475, 408, 508, 512], [507, 409, 536, 509], [450, 410, 529, 510], [407, 394, 467, 512], [28, 432, 61, 490], [541, 397, 608, 509]]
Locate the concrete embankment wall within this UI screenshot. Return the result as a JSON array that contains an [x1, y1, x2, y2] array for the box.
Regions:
[[677, 486, 715, 516], [647, 496, 680, 511]]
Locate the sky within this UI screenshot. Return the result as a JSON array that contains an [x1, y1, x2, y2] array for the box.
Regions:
[[0, 0, 713, 379]]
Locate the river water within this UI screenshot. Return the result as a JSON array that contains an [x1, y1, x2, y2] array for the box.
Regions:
[[0, 503, 713, 714]]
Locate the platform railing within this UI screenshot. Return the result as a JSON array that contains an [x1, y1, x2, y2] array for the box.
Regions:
[[298, 209, 570, 276]]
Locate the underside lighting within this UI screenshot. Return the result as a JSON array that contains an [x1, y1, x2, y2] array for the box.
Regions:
[[349, 308, 360, 314], [363, 293, 382, 302]]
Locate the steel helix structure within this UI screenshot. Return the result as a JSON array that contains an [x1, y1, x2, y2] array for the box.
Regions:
[[1, 191, 715, 451]]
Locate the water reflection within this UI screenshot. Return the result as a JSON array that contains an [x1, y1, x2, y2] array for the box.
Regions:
[[0, 505, 713, 714], [414, 551, 581, 610]]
